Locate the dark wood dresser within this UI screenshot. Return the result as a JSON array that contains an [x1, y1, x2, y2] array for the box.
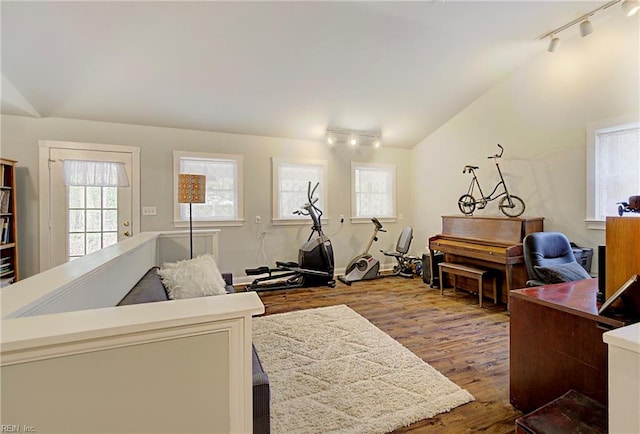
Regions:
[[509, 279, 627, 414]]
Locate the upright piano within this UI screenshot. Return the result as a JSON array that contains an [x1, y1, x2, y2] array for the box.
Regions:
[[428, 215, 544, 304]]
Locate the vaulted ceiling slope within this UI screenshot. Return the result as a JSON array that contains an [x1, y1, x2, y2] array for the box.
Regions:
[[1, 1, 617, 148]]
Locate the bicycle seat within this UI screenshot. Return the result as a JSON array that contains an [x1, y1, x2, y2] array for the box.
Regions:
[[463, 165, 479, 172]]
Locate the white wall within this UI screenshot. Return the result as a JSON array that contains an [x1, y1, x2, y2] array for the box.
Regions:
[[3, 13, 637, 281], [411, 13, 640, 273], [0, 116, 413, 279]]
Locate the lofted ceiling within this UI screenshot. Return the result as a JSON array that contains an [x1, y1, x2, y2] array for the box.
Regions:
[[1, 1, 615, 148]]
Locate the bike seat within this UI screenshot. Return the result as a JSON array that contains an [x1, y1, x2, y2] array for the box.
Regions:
[[464, 165, 479, 170]]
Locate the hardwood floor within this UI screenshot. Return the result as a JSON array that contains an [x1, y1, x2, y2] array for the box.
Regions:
[[251, 276, 522, 433]]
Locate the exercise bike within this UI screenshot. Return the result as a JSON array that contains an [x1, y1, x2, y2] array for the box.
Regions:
[[381, 226, 422, 278], [338, 217, 386, 285], [245, 182, 336, 291]]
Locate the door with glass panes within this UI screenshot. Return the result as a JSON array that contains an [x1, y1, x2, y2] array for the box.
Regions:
[[49, 149, 133, 267]]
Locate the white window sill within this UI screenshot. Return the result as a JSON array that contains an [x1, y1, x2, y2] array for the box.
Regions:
[[351, 217, 397, 224], [584, 219, 605, 230], [272, 218, 329, 226], [173, 219, 244, 228]]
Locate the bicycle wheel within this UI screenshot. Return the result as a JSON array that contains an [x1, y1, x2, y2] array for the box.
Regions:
[[499, 195, 525, 217], [458, 194, 476, 215]]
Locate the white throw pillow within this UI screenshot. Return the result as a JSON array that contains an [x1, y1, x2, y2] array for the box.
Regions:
[[157, 254, 228, 299]]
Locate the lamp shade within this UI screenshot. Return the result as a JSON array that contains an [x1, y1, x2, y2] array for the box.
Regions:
[[178, 174, 206, 204]]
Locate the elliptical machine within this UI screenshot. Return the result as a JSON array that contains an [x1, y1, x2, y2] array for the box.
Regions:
[[338, 217, 386, 285], [245, 182, 336, 291]]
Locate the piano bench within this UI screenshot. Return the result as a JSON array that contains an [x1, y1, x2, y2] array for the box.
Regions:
[[438, 262, 497, 308]]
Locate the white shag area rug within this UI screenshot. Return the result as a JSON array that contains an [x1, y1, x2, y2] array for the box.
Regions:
[[252, 304, 474, 434]]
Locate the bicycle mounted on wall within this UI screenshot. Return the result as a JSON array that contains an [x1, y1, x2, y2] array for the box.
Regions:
[[458, 144, 526, 218]]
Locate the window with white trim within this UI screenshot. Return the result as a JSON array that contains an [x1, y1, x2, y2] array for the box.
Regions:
[[173, 151, 243, 225], [272, 158, 327, 222], [586, 121, 640, 227], [351, 163, 396, 219]]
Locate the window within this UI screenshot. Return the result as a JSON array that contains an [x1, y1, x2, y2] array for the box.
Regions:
[[272, 158, 327, 223], [67, 186, 119, 260], [173, 151, 243, 226], [586, 120, 640, 228], [351, 163, 396, 220]]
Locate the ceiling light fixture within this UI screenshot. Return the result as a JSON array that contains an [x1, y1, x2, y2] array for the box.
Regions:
[[547, 35, 560, 53], [325, 128, 381, 148], [326, 133, 336, 147], [538, 0, 632, 52], [621, 0, 640, 16], [579, 19, 593, 37]]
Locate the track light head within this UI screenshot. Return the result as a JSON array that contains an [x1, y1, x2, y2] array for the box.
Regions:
[[548, 36, 560, 53], [579, 19, 593, 37], [622, 0, 640, 16], [326, 133, 336, 147]]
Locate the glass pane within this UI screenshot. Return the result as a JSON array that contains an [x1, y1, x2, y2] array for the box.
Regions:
[[86, 233, 101, 254], [68, 186, 85, 208], [103, 232, 118, 248], [103, 210, 118, 231], [86, 210, 102, 232], [68, 233, 85, 256], [596, 127, 640, 219], [354, 167, 394, 217], [180, 157, 237, 219], [86, 187, 102, 208], [68, 210, 85, 232], [103, 187, 117, 208]]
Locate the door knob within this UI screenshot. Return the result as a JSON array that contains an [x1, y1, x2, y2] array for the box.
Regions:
[[123, 221, 130, 227], [124, 231, 131, 237]]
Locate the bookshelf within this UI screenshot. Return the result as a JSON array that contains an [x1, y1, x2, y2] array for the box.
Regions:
[[1, 158, 19, 286]]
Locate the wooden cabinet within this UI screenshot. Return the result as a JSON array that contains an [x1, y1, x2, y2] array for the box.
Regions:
[[1, 158, 19, 285], [509, 279, 626, 413], [606, 216, 640, 300]]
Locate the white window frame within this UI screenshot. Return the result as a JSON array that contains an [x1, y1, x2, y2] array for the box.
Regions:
[[586, 115, 640, 230], [351, 162, 396, 223], [172, 151, 244, 227], [271, 157, 328, 225]]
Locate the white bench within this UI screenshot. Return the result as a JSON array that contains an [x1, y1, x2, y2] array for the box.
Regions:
[[438, 261, 497, 308]]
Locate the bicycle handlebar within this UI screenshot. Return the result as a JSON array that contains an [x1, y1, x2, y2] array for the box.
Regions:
[[487, 144, 504, 159]]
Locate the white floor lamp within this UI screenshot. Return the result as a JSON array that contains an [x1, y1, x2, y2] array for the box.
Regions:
[[178, 174, 206, 259]]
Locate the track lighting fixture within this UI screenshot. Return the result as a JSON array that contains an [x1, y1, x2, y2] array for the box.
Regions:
[[579, 19, 593, 37], [539, 0, 635, 53], [325, 128, 381, 148], [622, 0, 640, 16]]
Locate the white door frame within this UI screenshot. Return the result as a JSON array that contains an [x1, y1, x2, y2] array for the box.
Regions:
[[38, 140, 141, 272]]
